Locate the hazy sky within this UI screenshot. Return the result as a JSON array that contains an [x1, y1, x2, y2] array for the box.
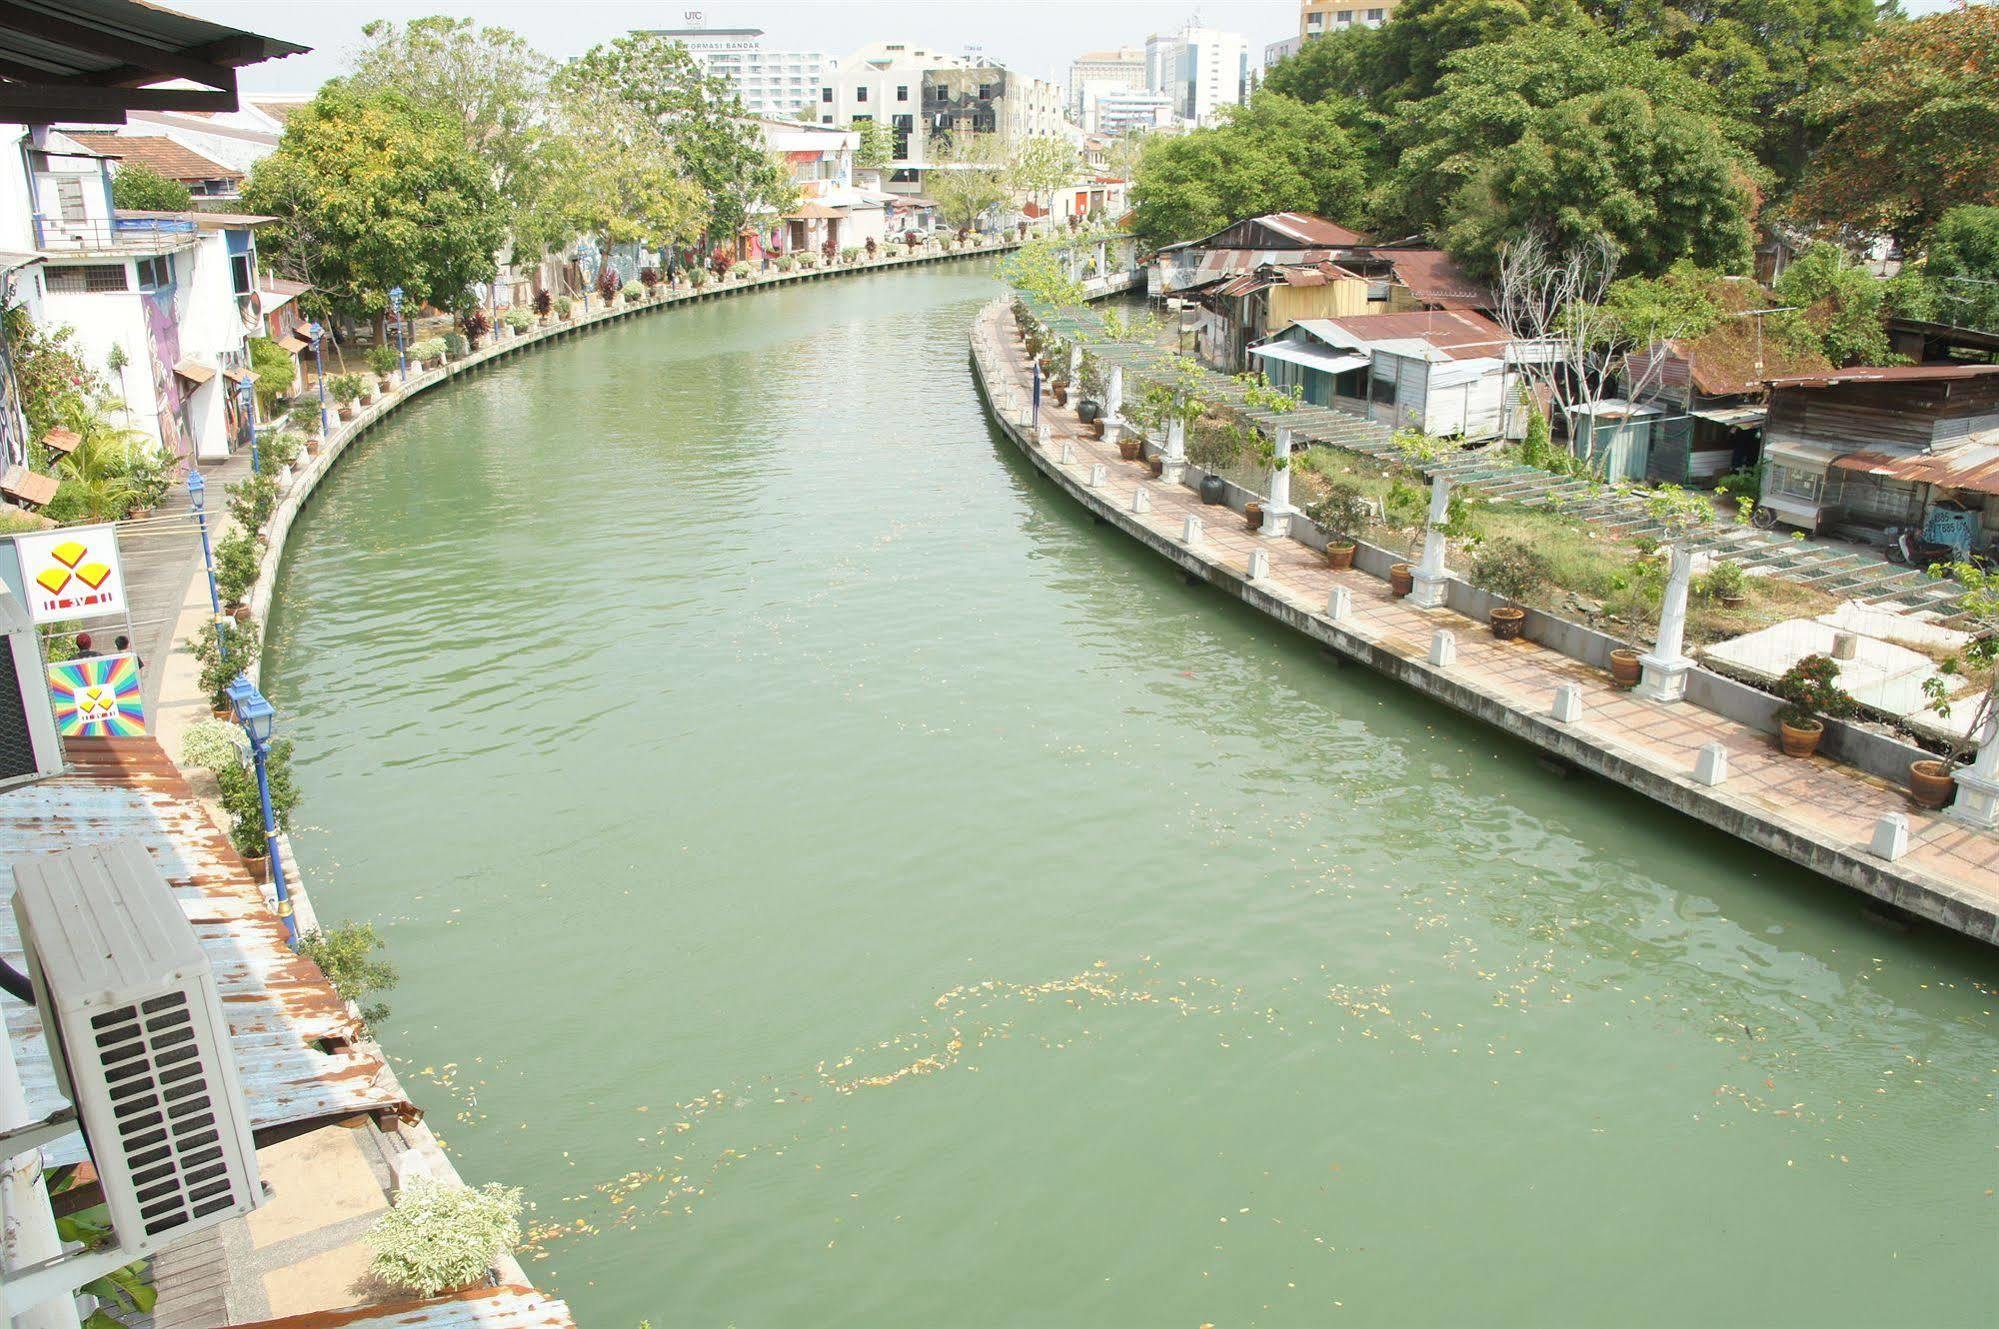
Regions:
[[185, 1, 1305, 93]]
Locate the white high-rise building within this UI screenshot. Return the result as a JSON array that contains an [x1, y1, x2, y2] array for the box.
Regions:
[[1080, 87, 1176, 135], [1067, 47, 1147, 120], [639, 16, 833, 118], [1145, 25, 1250, 126]]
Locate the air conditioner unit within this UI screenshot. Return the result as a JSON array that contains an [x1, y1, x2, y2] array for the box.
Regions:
[[0, 585, 62, 791], [11, 840, 263, 1255]]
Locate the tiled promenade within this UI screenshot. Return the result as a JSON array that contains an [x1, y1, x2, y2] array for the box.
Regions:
[[972, 302, 1999, 944]]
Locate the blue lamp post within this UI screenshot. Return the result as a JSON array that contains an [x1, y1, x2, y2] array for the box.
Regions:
[[187, 470, 227, 663], [304, 321, 329, 441], [226, 676, 297, 946], [237, 376, 260, 475], [388, 286, 408, 378]]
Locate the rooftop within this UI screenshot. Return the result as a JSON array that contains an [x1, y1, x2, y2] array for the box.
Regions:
[[1765, 363, 1999, 388], [63, 129, 242, 182]]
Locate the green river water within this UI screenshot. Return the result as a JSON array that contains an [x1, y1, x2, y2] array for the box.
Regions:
[[261, 262, 1997, 1327]]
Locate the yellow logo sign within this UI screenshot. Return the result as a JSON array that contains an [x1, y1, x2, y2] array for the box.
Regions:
[[13, 525, 126, 624]]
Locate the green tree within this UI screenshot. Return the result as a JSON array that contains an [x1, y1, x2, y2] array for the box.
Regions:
[[1889, 206, 1999, 332], [558, 34, 791, 240], [1772, 241, 1891, 365], [245, 84, 503, 328], [534, 87, 708, 252], [1007, 136, 1080, 222], [247, 336, 296, 413], [1793, 5, 1999, 241], [1129, 91, 1372, 248], [849, 118, 895, 170], [110, 163, 191, 212], [927, 132, 1010, 232], [298, 922, 398, 1025]]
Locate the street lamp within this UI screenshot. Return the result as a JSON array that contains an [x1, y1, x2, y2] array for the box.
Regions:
[[303, 321, 329, 442], [226, 676, 297, 946], [187, 470, 227, 664], [388, 285, 408, 378], [237, 376, 259, 475]]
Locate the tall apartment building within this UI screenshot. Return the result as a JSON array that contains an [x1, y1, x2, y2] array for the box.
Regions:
[[639, 17, 832, 118], [820, 42, 1067, 195], [1145, 25, 1250, 126], [1067, 47, 1147, 120], [1299, 0, 1401, 40]]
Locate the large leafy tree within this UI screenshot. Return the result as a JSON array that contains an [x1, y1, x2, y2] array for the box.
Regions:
[[244, 83, 504, 325], [558, 34, 791, 240], [927, 132, 1011, 232], [109, 164, 191, 212], [1771, 241, 1890, 364], [1264, 0, 1536, 110], [1793, 5, 1999, 241], [347, 17, 559, 256], [533, 88, 708, 252], [1129, 91, 1372, 248], [1889, 206, 1999, 332]]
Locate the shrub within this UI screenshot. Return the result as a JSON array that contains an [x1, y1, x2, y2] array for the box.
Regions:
[[328, 374, 364, 406], [729, 262, 752, 280], [443, 331, 466, 359], [180, 717, 245, 774], [367, 1178, 522, 1297], [227, 473, 277, 529], [552, 296, 571, 320], [595, 268, 620, 301], [457, 307, 489, 347], [620, 281, 643, 304], [367, 345, 399, 377], [248, 336, 297, 412], [1470, 538, 1553, 602], [1699, 559, 1746, 601], [504, 307, 531, 333], [532, 288, 552, 318], [298, 922, 397, 1025], [840, 246, 859, 264], [1305, 482, 1371, 542], [410, 338, 445, 364], [214, 528, 262, 604], [216, 736, 299, 859], [1771, 653, 1859, 729]]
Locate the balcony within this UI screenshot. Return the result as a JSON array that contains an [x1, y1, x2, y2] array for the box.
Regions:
[[32, 212, 199, 256]]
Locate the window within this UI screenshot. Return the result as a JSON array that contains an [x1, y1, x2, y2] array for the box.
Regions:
[[856, 85, 868, 102], [1767, 465, 1822, 503], [136, 256, 172, 288], [1366, 7, 1384, 18], [821, 87, 832, 103], [853, 113, 873, 122], [56, 178, 86, 222], [896, 84, 909, 101], [229, 253, 253, 296], [822, 115, 834, 125], [890, 168, 918, 183], [977, 83, 993, 100], [45, 263, 126, 293]]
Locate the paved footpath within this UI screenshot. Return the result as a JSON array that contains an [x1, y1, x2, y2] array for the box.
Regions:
[[974, 303, 1999, 942]]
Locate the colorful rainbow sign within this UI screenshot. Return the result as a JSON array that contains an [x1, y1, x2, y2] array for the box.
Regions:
[[46, 653, 145, 737]]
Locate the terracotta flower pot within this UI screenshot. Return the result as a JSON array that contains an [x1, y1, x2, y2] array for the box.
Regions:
[[231, 604, 252, 624], [1389, 562, 1414, 597], [1779, 718, 1824, 758], [1610, 647, 1642, 689], [1244, 501, 1264, 530], [1325, 540, 1356, 571], [1720, 592, 1745, 609], [1491, 605, 1526, 640], [337, 404, 355, 421], [1089, 420, 1106, 440], [1149, 456, 1165, 478], [1052, 385, 1069, 408], [1119, 439, 1142, 462], [242, 852, 268, 883], [1909, 758, 1957, 809]]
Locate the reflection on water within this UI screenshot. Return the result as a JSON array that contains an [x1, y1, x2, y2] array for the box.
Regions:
[[263, 262, 1998, 1329]]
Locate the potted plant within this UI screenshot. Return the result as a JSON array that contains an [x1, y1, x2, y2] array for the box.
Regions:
[[217, 733, 297, 881], [329, 373, 363, 421], [1469, 538, 1549, 639], [1306, 483, 1370, 571], [214, 528, 260, 619], [444, 331, 467, 362], [458, 307, 489, 351], [367, 1177, 522, 1298], [1390, 562, 1415, 597], [533, 288, 553, 323], [620, 281, 642, 305], [1770, 653, 1858, 758], [553, 296, 573, 322], [356, 375, 376, 407], [370, 343, 401, 392], [596, 267, 621, 304], [1911, 560, 1997, 807], [1702, 558, 1747, 609], [639, 265, 661, 299], [1244, 500, 1264, 530], [505, 307, 532, 337], [194, 620, 241, 719]]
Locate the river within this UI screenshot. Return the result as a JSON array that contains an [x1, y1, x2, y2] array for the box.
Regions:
[[261, 261, 1997, 1327]]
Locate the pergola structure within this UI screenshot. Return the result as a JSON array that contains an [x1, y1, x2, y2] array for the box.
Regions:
[[0, 0, 306, 125]]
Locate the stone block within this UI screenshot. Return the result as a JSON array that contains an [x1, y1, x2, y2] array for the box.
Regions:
[[1246, 548, 1269, 581], [1429, 630, 1456, 666], [1182, 514, 1203, 546], [1326, 585, 1352, 621], [1552, 684, 1583, 723], [1693, 741, 1729, 786], [1870, 811, 1910, 861], [1088, 463, 1106, 487], [1131, 485, 1150, 514]]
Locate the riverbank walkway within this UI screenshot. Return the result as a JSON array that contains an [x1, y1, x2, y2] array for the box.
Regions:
[[973, 301, 1999, 944]]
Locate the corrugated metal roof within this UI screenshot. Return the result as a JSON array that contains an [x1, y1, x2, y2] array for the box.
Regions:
[[1295, 309, 1510, 361], [1, 738, 416, 1166], [1766, 364, 1999, 388], [229, 1284, 574, 1329], [1831, 440, 1999, 493]]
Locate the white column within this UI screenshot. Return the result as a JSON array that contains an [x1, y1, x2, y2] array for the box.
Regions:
[[1, 1019, 80, 1329], [1096, 240, 1108, 277], [1949, 696, 1999, 830], [1162, 417, 1187, 484], [1408, 476, 1451, 609], [1068, 344, 1082, 392], [1637, 544, 1697, 703], [1263, 427, 1296, 537], [1104, 366, 1125, 446]]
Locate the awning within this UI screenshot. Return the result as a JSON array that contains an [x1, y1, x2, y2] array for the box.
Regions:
[[783, 203, 843, 220], [39, 426, 79, 459], [1689, 404, 1768, 429], [1250, 342, 1370, 375], [223, 365, 257, 384], [1764, 437, 1851, 476], [276, 333, 307, 354], [173, 356, 215, 386], [0, 465, 57, 508]]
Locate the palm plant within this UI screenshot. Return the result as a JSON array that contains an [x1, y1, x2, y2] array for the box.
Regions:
[[51, 396, 152, 521]]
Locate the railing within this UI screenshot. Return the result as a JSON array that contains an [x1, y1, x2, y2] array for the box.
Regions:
[[31, 212, 198, 253]]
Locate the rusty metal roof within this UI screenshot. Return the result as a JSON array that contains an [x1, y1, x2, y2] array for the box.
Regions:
[[1831, 438, 1999, 494], [230, 1285, 575, 1329], [1765, 364, 1999, 388], [0, 738, 415, 1165]]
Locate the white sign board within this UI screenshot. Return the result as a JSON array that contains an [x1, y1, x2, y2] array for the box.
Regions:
[[13, 524, 128, 623]]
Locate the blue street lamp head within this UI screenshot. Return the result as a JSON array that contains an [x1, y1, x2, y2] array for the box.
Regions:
[[186, 468, 206, 509], [303, 322, 321, 348], [227, 677, 276, 744]]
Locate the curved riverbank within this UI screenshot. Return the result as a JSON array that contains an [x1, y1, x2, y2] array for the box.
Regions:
[[969, 298, 1999, 944]]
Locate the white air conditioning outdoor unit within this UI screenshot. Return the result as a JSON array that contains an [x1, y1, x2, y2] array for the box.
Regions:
[[0, 585, 62, 791], [10, 840, 263, 1254]]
